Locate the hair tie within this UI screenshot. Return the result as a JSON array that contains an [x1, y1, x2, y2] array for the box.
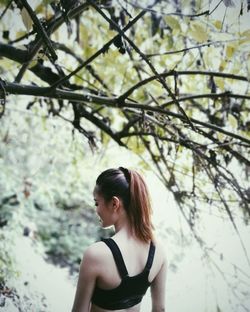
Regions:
[[119, 167, 130, 183]]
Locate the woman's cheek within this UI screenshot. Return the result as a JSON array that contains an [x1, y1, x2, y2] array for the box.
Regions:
[[96, 211, 103, 223]]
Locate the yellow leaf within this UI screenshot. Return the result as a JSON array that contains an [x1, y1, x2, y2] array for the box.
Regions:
[[177, 145, 183, 153], [214, 20, 222, 30], [35, 4, 44, 14], [241, 30, 250, 40], [214, 77, 225, 90], [189, 21, 208, 43], [217, 132, 225, 142], [219, 59, 227, 71], [228, 114, 238, 129], [225, 44, 236, 58], [28, 60, 38, 69], [37, 51, 49, 61], [15, 31, 26, 39], [167, 34, 174, 49], [165, 16, 181, 32], [101, 132, 110, 146], [247, 55, 250, 81], [238, 38, 249, 45], [138, 160, 150, 171], [126, 136, 146, 154], [21, 7, 33, 32]]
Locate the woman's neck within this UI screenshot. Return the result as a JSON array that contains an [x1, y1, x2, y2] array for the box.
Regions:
[[113, 212, 134, 239]]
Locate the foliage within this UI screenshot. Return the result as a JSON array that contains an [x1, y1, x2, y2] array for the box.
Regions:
[[0, 230, 16, 283], [0, 93, 102, 280], [33, 202, 98, 272], [0, 197, 19, 286], [0, 97, 108, 310]]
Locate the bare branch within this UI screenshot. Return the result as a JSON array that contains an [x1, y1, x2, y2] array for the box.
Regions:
[[161, 92, 250, 108], [145, 39, 241, 58], [120, 70, 249, 100]]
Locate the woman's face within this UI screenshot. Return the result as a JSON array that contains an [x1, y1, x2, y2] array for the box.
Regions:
[[93, 187, 114, 228]]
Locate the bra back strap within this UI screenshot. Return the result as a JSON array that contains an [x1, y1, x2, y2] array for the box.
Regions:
[[102, 238, 129, 278], [145, 241, 155, 271]]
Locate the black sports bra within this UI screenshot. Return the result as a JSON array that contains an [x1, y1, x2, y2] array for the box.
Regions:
[[91, 238, 155, 310]]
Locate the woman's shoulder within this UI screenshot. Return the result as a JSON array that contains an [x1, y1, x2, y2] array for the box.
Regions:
[[83, 240, 111, 263]]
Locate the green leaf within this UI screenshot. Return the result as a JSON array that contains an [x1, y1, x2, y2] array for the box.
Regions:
[[101, 131, 111, 146], [126, 136, 146, 154], [228, 114, 238, 129]]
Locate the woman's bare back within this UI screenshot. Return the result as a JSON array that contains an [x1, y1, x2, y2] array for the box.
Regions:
[[94, 235, 164, 290]]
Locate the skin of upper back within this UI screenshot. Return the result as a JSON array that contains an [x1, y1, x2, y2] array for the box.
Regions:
[[95, 235, 164, 289], [72, 235, 166, 312], [90, 235, 166, 312]]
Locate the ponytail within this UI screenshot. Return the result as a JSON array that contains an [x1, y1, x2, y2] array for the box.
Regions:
[[96, 167, 154, 242], [128, 170, 154, 243]]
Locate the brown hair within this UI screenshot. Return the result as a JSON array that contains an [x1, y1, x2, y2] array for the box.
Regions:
[[95, 167, 154, 242]]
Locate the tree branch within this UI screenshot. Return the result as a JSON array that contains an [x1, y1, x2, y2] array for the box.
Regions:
[[161, 92, 250, 108], [88, 0, 196, 131], [119, 70, 249, 100], [14, 2, 89, 83], [50, 9, 147, 89], [18, 0, 57, 62], [4, 81, 250, 145], [71, 103, 126, 147], [0, 43, 81, 89], [145, 39, 241, 58]]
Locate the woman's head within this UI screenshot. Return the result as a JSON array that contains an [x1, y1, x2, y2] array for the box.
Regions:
[[94, 167, 154, 242]]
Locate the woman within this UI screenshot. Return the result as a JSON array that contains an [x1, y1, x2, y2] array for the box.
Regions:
[[72, 167, 167, 312]]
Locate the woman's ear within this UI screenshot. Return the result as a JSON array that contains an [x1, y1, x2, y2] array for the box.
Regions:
[[111, 196, 120, 212]]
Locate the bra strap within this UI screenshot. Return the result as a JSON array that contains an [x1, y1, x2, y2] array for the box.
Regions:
[[145, 241, 155, 271], [102, 238, 128, 278]]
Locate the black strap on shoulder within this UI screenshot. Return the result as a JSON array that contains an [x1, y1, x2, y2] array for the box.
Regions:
[[102, 238, 128, 278], [145, 241, 155, 271]]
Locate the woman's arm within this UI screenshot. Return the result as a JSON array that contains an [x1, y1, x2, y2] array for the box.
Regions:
[[71, 246, 99, 312], [150, 256, 167, 312]]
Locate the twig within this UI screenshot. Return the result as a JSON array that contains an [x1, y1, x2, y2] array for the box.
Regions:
[[210, 0, 224, 15], [145, 39, 241, 58], [123, 0, 210, 18], [0, 0, 13, 21], [161, 92, 250, 108], [120, 70, 248, 100]]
